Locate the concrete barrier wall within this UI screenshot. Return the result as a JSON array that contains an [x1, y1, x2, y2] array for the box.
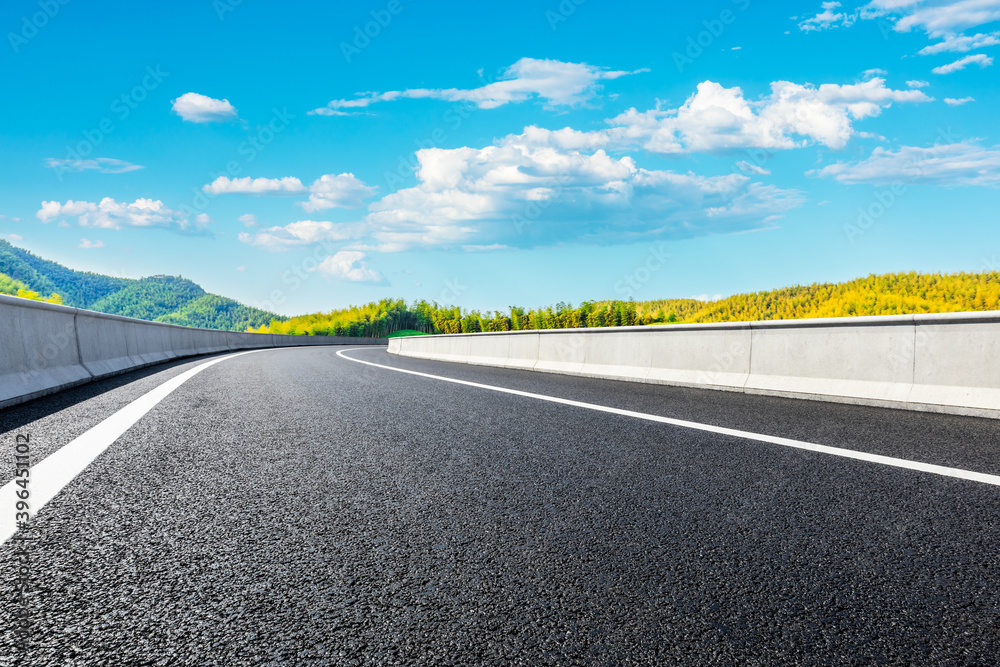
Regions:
[[389, 312, 1000, 419], [0, 294, 386, 410]]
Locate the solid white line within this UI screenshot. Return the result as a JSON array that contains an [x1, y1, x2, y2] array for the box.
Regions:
[[0, 349, 270, 547], [337, 348, 1000, 488]]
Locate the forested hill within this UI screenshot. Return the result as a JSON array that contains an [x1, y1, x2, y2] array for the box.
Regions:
[[255, 271, 1000, 337], [0, 240, 280, 331]]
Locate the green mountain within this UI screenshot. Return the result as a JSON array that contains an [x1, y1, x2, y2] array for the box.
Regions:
[[0, 240, 281, 331]]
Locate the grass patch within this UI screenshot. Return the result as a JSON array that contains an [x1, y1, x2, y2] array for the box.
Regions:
[[386, 329, 430, 338]]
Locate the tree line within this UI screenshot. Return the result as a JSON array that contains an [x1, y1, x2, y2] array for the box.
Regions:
[[251, 271, 1000, 337]]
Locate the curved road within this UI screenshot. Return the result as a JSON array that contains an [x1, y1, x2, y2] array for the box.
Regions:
[[2, 345, 999, 664]]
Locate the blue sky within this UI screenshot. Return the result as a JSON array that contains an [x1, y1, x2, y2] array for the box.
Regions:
[[1, 0, 998, 315]]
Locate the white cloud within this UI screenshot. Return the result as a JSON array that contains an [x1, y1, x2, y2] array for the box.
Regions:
[[799, 2, 857, 31], [171, 92, 239, 123], [816, 1, 1000, 56], [45, 157, 144, 174], [814, 142, 1000, 186], [202, 176, 306, 195], [0, 215, 21, 222], [203, 173, 375, 210], [944, 95, 975, 104], [238, 220, 368, 251], [310, 58, 642, 114], [890, 0, 1000, 36], [239, 213, 258, 227], [906, 79, 931, 87], [78, 239, 105, 249], [862, 68, 890, 78], [932, 53, 994, 72], [919, 30, 1000, 53], [299, 173, 378, 211], [514, 78, 931, 153], [36, 198, 190, 230], [240, 136, 802, 253], [313, 251, 386, 284], [360, 137, 803, 251], [1, 233, 23, 242]]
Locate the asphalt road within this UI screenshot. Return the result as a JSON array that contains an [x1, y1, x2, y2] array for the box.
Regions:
[[2, 345, 999, 665]]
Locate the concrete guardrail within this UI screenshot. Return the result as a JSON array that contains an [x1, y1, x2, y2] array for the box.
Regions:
[[387, 312, 1000, 419], [0, 294, 386, 410]]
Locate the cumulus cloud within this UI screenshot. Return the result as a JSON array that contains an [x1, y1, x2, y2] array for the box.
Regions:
[[202, 176, 306, 195], [238, 136, 802, 254], [919, 30, 1000, 53], [239, 213, 258, 227], [45, 157, 143, 174], [944, 96, 975, 104], [799, 2, 857, 31], [78, 239, 105, 249], [238, 220, 369, 251], [299, 173, 378, 211], [906, 79, 931, 87], [310, 58, 642, 115], [512, 78, 931, 154], [237, 75, 941, 256], [36, 198, 191, 230], [932, 53, 994, 72], [359, 138, 803, 251], [314, 251, 386, 284], [1, 233, 23, 242], [814, 142, 1000, 186], [171, 92, 239, 123]]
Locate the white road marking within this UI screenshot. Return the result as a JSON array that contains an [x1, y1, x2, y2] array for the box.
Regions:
[[0, 349, 270, 547], [338, 348, 1000, 488]]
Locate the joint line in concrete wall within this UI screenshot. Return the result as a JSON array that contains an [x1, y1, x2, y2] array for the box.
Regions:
[[72, 310, 94, 380]]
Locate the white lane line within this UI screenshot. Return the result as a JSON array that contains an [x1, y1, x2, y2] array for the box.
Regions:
[[338, 348, 1000, 488], [0, 349, 271, 547]]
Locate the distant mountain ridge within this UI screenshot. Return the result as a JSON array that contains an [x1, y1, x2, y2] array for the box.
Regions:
[[0, 240, 281, 331]]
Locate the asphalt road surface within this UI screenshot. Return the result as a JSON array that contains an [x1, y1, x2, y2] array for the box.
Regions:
[[1, 345, 999, 665]]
